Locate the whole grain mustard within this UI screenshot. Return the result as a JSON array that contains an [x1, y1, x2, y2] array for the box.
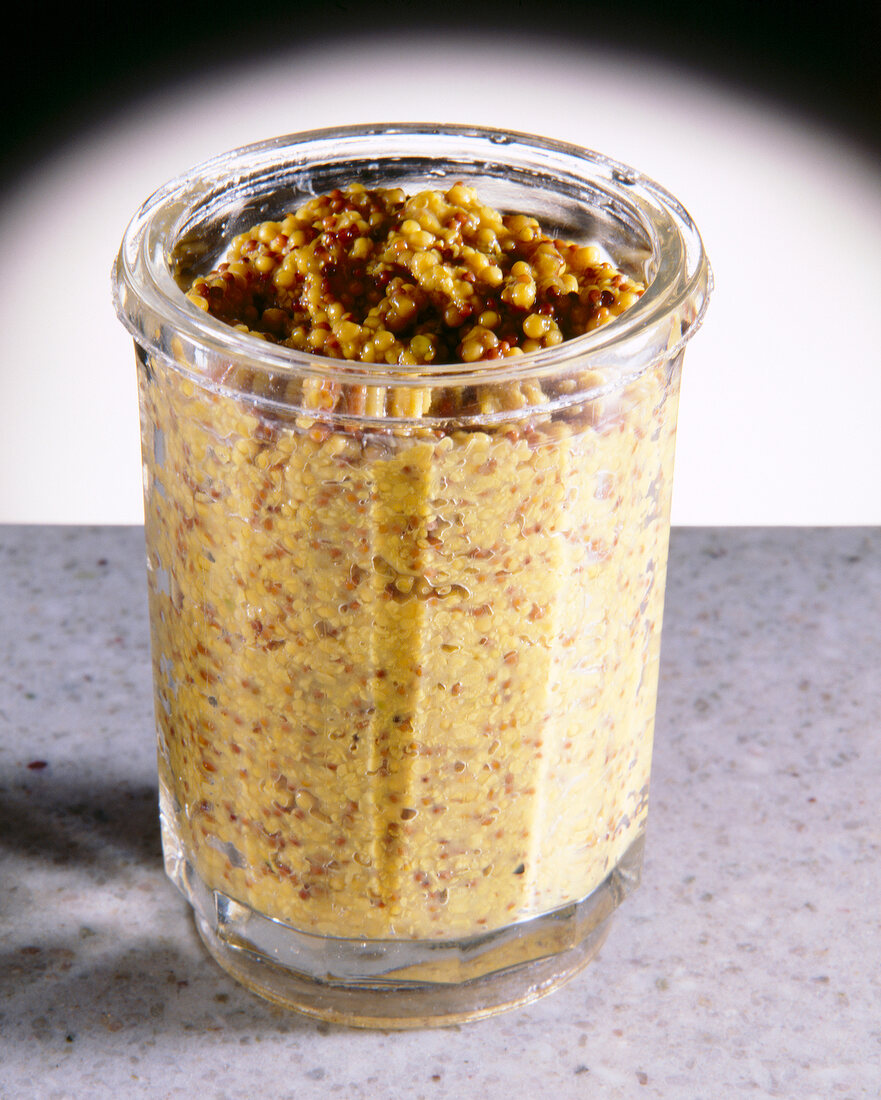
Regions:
[[143, 182, 678, 939]]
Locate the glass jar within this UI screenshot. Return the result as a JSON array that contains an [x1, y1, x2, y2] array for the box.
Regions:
[[113, 123, 710, 1026]]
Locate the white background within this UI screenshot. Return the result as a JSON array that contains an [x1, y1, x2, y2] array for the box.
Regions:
[[1, 33, 879, 525]]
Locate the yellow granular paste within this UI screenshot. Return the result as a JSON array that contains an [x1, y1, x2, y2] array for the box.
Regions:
[[142, 183, 679, 939]]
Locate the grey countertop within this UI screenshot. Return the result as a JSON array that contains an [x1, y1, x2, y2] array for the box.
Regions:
[[1, 527, 879, 1099]]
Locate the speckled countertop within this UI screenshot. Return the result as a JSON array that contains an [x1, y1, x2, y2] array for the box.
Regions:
[[1, 527, 879, 1099]]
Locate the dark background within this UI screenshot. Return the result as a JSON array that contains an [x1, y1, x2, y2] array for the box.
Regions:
[[5, 0, 880, 190]]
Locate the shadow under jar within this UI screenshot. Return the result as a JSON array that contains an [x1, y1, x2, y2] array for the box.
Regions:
[[113, 124, 711, 1027]]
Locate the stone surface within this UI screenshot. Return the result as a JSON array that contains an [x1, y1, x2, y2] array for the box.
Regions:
[[1, 526, 878, 1098]]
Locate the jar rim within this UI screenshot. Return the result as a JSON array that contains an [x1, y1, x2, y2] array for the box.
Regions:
[[112, 122, 711, 401]]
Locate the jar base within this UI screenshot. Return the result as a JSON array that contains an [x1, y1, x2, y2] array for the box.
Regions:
[[195, 907, 614, 1028], [171, 832, 643, 1028]]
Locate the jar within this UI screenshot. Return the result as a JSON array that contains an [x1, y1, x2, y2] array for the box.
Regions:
[[113, 123, 711, 1026]]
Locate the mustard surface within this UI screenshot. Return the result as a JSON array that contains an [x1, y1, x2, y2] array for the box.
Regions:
[[141, 357, 680, 940]]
